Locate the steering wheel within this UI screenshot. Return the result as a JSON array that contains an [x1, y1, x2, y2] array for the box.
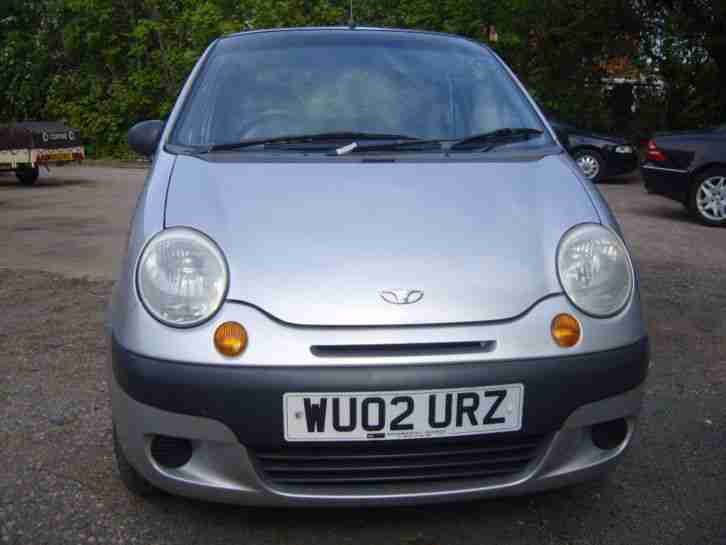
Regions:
[[238, 110, 302, 139]]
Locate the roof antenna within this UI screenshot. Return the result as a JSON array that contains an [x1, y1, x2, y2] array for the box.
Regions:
[[348, 0, 356, 29]]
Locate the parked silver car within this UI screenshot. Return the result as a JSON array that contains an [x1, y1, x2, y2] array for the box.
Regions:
[[111, 27, 649, 506]]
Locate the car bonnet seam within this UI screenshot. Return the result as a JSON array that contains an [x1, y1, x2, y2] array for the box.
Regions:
[[162, 155, 177, 228]]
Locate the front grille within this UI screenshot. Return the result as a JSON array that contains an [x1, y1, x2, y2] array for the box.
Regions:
[[310, 341, 497, 358], [252, 434, 547, 486]]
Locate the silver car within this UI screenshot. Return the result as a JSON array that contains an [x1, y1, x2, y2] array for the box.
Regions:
[[111, 27, 649, 506]]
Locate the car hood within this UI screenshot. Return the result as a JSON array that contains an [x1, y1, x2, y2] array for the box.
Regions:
[[165, 154, 599, 326], [654, 128, 722, 142], [572, 130, 625, 144]]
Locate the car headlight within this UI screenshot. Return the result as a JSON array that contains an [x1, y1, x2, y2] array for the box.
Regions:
[[615, 145, 633, 154], [556, 224, 634, 317], [137, 227, 228, 327]]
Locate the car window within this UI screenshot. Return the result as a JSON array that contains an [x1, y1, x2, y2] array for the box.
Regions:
[[171, 31, 549, 147]]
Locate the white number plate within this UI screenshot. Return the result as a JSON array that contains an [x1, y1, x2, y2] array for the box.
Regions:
[[284, 384, 524, 442]]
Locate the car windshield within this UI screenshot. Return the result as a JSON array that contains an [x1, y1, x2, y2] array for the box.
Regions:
[[170, 30, 550, 150]]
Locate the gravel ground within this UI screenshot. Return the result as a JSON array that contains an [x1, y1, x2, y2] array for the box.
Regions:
[[1, 168, 725, 545], [0, 166, 145, 279]]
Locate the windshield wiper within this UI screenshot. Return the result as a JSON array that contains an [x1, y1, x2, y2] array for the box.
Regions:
[[448, 128, 544, 152], [200, 132, 421, 153], [181, 128, 543, 155], [331, 128, 545, 155], [330, 138, 445, 155]]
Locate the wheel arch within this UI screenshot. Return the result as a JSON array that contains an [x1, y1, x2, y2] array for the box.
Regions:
[[570, 145, 604, 156], [689, 162, 726, 182], [688, 162, 726, 199], [570, 147, 605, 181], [688, 163, 726, 225]]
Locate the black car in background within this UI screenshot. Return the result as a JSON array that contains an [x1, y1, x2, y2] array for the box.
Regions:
[[550, 120, 639, 182], [641, 125, 726, 226]]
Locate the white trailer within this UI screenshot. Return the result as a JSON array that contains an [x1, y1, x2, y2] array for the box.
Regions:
[[0, 122, 85, 185]]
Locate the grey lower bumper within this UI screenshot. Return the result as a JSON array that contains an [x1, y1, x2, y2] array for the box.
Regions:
[[111, 374, 644, 507], [112, 337, 649, 447]]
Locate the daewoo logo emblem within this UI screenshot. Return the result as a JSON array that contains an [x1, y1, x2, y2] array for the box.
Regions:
[[380, 289, 424, 305]]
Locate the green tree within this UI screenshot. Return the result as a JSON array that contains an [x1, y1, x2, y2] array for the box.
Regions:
[[636, 0, 726, 126], [0, 0, 57, 120], [1, 0, 722, 156], [492, 0, 642, 133]]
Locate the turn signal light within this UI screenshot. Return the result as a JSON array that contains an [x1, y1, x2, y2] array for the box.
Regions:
[[214, 321, 248, 357], [551, 314, 581, 348]]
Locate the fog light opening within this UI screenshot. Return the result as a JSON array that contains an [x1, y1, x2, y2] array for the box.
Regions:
[[591, 418, 628, 450], [150, 435, 193, 469]]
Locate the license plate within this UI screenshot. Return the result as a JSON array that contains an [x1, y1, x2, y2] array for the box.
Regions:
[[284, 384, 523, 442], [48, 152, 73, 162]]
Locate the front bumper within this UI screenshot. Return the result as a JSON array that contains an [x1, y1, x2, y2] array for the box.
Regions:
[[111, 337, 648, 506], [603, 150, 639, 178], [641, 164, 691, 203]]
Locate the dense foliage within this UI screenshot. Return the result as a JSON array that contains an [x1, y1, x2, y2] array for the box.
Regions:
[[1, 0, 724, 156]]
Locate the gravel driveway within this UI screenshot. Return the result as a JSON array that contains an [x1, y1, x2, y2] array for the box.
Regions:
[[1, 167, 724, 545]]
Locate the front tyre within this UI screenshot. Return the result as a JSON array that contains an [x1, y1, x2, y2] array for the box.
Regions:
[[113, 425, 158, 497], [15, 165, 39, 185], [573, 150, 604, 182], [690, 169, 726, 227]]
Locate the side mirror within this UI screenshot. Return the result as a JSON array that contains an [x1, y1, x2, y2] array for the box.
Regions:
[[128, 120, 164, 157]]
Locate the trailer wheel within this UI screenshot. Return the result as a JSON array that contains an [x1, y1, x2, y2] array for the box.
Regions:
[[16, 166, 39, 185]]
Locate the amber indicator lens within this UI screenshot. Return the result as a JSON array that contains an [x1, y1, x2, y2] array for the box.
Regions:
[[214, 321, 248, 356], [551, 314, 581, 348]]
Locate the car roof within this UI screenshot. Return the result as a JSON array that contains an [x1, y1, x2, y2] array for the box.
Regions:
[[219, 26, 492, 51]]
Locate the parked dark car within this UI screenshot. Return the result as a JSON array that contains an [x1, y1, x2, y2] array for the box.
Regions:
[[550, 121, 639, 182], [641, 125, 726, 226]]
